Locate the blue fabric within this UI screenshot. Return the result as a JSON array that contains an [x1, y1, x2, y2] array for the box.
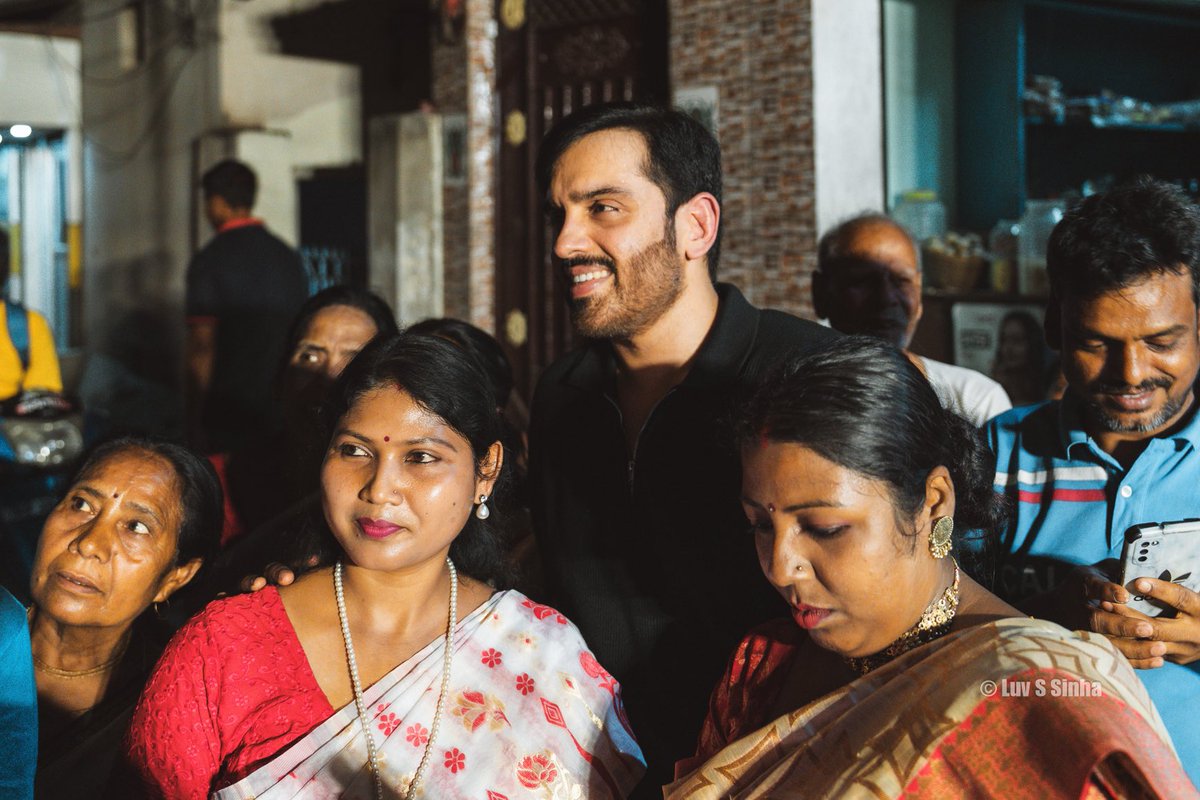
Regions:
[[0, 587, 36, 800], [987, 398, 1200, 785]]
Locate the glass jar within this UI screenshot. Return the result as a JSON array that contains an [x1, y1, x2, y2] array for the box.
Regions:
[[1018, 200, 1064, 297], [891, 190, 947, 244], [988, 219, 1020, 293]]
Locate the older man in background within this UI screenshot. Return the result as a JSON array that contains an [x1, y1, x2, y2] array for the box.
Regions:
[[814, 213, 1011, 425]]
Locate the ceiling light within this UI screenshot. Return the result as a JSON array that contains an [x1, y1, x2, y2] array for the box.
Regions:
[[10, 125, 32, 138]]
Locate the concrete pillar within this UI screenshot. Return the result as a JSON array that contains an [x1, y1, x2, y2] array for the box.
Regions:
[[811, 0, 886, 234], [368, 112, 445, 326]]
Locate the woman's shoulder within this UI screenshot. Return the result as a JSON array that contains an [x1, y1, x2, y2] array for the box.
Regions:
[[495, 590, 590, 643], [170, 587, 288, 651], [490, 590, 609, 669], [951, 617, 1149, 700]]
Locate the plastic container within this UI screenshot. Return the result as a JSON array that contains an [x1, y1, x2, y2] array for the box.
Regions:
[[988, 219, 1020, 293], [892, 190, 947, 244], [1018, 200, 1064, 297]]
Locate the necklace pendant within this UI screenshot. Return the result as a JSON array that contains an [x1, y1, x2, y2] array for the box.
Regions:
[[843, 562, 961, 676]]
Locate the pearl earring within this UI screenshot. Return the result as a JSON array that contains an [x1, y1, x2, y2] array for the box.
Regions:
[[475, 494, 490, 520]]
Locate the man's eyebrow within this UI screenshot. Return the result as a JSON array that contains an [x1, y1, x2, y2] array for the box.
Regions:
[[1068, 323, 1190, 340], [567, 186, 631, 203], [1143, 324, 1190, 339]]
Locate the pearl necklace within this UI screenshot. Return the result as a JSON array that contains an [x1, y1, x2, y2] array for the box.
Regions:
[[843, 561, 960, 676], [335, 558, 457, 800]]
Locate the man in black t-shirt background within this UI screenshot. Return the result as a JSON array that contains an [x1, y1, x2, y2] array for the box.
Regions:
[[185, 159, 307, 454]]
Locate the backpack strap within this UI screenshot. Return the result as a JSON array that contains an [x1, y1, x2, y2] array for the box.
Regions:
[[4, 299, 30, 373]]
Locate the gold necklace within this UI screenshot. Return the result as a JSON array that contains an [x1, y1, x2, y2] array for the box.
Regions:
[[844, 561, 960, 676], [32, 638, 129, 679]]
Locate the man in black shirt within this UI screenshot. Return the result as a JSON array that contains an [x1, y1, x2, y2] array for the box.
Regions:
[[185, 160, 307, 453], [529, 104, 837, 795]]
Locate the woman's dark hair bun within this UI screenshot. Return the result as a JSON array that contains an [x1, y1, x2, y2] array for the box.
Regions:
[[736, 336, 1006, 578]]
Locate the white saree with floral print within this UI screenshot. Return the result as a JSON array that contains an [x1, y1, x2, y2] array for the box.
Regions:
[[212, 591, 644, 800]]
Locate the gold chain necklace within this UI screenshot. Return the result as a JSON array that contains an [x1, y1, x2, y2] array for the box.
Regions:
[[32, 638, 129, 679], [844, 561, 960, 676]]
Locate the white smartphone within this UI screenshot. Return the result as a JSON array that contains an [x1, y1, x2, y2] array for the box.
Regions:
[[1121, 520, 1200, 617]]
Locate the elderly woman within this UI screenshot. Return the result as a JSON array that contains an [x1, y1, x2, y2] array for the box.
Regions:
[[669, 337, 1195, 799], [28, 437, 222, 799], [128, 334, 644, 799]]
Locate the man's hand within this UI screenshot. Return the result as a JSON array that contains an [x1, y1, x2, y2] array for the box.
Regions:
[[1019, 560, 1169, 668], [1099, 578, 1200, 668], [237, 555, 320, 593]]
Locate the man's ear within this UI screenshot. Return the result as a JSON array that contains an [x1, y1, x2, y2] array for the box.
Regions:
[[812, 270, 830, 320], [1044, 300, 1062, 351], [677, 192, 720, 263]]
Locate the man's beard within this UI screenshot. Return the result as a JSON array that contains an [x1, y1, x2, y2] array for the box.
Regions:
[[564, 233, 684, 340], [1083, 377, 1189, 433]]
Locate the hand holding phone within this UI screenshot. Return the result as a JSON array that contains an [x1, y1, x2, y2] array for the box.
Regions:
[[1121, 520, 1200, 617]]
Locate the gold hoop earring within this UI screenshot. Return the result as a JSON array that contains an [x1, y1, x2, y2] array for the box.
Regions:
[[929, 516, 954, 559]]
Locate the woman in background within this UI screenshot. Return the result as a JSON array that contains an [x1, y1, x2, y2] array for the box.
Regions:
[[991, 309, 1048, 406], [220, 285, 399, 540], [669, 337, 1193, 799]]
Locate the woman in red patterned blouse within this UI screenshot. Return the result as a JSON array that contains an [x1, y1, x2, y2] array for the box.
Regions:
[[126, 334, 644, 799]]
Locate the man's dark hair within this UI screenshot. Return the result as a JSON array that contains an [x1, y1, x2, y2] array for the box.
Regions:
[[201, 159, 257, 209], [1047, 177, 1200, 305], [536, 102, 723, 281]]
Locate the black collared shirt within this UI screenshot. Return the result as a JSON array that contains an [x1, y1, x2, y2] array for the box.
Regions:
[[528, 283, 837, 791]]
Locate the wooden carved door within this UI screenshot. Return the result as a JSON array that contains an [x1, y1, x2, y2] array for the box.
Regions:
[[495, 0, 668, 399]]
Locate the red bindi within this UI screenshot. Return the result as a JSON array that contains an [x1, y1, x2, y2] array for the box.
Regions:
[[383, 436, 390, 442], [113, 493, 119, 498]]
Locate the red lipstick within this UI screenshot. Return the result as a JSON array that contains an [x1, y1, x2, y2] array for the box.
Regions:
[[356, 517, 401, 539], [791, 603, 832, 630]]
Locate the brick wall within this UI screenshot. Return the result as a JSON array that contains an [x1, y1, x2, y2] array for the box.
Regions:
[[436, 0, 820, 324], [670, 0, 818, 319]]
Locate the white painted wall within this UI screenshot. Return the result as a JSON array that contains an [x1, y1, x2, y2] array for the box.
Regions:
[[0, 33, 80, 129], [812, 0, 886, 236], [80, 1, 223, 433], [80, 0, 363, 434], [882, 0, 957, 217], [219, 0, 361, 171]]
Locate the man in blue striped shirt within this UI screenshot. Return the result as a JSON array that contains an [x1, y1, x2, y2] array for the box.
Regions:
[[986, 178, 1200, 783]]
